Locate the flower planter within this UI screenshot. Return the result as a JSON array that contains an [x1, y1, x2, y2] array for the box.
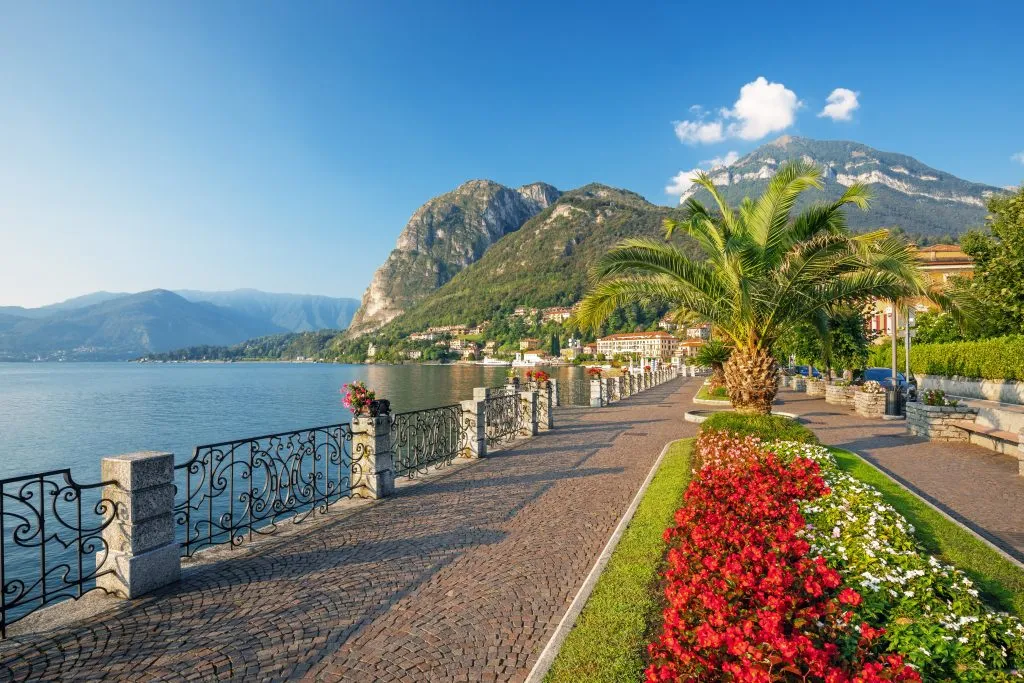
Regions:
[[905, 402, 979, 442], [824, 384, 855, 406], [790, 376, 806, 392], [853, 390, 886, 418], [806, 379, 826, 397]]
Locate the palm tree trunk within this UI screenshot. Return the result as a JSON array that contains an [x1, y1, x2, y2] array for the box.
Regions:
[[723, 345, 778, 414]]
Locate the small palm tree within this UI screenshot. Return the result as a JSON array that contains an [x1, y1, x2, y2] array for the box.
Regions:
[[693, 339, 730, 388], [575, 162, 925, 414]]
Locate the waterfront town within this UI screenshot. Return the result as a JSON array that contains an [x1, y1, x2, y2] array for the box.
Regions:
[[368, 244, 976, 369]]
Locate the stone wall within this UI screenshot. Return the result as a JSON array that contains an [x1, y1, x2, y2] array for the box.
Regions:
[[917, 374, 1024, 405], [853, 391, 886, 419], [825, 384, 855, 406], [806, 379, 826, 397], [905, 402, 979, 441]]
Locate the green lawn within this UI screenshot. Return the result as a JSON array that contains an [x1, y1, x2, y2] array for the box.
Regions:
[[831, 448, 1024, 616], [695, 385, 729, 402], [544, 439, 693, 682]]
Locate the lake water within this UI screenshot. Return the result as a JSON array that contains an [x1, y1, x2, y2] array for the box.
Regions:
[[0, 362, 586, 482]]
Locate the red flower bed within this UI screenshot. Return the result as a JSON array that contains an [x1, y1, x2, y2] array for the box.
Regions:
[[645, 433, 919, 682]]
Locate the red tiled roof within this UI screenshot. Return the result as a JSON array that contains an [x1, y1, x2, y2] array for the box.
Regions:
[[598, 331, 678, 341]]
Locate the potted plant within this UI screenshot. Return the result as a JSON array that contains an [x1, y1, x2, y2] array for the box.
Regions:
[[853, 380, 886, 418], [341, 381, 376, 417]]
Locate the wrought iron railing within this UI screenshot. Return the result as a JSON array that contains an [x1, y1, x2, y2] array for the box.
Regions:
[[174, 422, 357, 557], [391, 404, 468, 477], [1, 469, 119, 637], [557, 378, 593, 406], [484, 390, 524, 446]]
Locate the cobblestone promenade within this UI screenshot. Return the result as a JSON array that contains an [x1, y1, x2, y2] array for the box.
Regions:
[[775, 389, 1024, 562], [0, 378, 699, 682]]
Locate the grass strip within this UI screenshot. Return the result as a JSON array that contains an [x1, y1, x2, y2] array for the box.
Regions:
[[695, 385, 730, 402], [544, 439, 693, 682], [831, 447, 1024, 616]]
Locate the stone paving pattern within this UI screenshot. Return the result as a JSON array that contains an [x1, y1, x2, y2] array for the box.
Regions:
[[775, 388, 1024, 562], [0, 378, 699, 682]]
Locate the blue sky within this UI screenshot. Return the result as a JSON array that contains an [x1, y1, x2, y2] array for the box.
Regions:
[[2, 1, 1022, 307]]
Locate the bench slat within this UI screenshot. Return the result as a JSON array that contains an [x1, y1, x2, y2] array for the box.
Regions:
[[950, 420, 1019, 442]]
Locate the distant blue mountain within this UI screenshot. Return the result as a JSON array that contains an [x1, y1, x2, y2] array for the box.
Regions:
[[174, 289, 360, 332], [0, 289, 360, 361]]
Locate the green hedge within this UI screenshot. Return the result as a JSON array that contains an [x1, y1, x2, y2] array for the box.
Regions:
[[869, 335, 1024, 381], [698, 412, 819, 444]]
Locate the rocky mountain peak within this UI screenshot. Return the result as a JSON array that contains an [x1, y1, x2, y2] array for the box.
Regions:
[[347, 179, 561, 335]]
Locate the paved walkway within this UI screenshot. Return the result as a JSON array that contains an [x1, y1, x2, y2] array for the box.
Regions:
[[0, 378, 700, 682], [774, 388, 1024, 562]]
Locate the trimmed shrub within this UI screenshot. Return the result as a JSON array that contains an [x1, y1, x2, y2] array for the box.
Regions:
[[698, 411, 819, 445], [869, 335, 1024, 381]]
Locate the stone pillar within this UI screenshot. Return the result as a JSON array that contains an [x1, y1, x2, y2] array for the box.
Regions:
[[630, 374, 638, 394], [604, 377, 616, 402], [520, 390, 539, 436], [590, 379, 604, 407], [473, 386, 497, 401], [549, 378, 560, 407], [460, 398, 487, 458], [98, 451, 180, 599], [616, 376, 626, 400], [351, 415, 395, 499], [537, 382, 553, 430]]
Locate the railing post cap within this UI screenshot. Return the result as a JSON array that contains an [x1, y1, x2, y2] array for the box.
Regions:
[[101, 451, 173, 491]]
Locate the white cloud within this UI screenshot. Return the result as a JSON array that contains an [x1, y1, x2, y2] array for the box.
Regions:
[[724, 77, 802, 140], [673, 119, 724, 144], [665, 150, 741, 200], [1012, 151, 1024, 165], [819, 88, 860, 121], [665, 170, 700, 198], [672, 77, 800, 145], [704, 150, 740, 169]]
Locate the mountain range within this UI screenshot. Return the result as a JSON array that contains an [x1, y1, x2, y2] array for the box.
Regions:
[[5, 137, 1004, 361], [345, 137, 1002, 338], [0, 289, 359, 361]]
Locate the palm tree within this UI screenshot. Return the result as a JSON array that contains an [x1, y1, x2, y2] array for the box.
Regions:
[[574, 162, 925, 414], [693, 339, 731, 388]]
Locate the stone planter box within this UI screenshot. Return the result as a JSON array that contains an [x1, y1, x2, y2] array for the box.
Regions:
[[853, 391, 886, 419], [790, 376, 806, 391], [906, 402, 980, 441], [824, 384, 855, 406], [806, 379, 826, 397]]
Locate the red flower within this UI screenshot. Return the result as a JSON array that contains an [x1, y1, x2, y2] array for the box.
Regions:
[[644, 432, 920, 682]]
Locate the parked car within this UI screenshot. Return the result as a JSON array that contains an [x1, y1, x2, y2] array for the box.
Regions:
[[791, 365, 822, 378], [859, 367, 918, 401]]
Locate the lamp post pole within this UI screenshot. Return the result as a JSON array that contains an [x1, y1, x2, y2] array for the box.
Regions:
[[890, 302, 898, 384], [904, 306, 913, 379]]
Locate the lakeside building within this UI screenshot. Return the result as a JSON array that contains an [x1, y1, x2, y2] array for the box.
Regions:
[[541, 306, 574, 323], [867, 244, 973, 337], [409, 331, 436, 342], [674, 339, 706, 359], [582, 343, 597, 355], [427, 325, 468, 336], [596, 331, 679, 360], [685, 323, 712, 340], [519, 338, 540, 351], [658, 315, 677, 331], [513, 306, 539, 318]]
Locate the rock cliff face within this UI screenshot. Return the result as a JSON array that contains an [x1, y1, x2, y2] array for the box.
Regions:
[[347, 180, 560, 335], [681, 136, 1003, 239]]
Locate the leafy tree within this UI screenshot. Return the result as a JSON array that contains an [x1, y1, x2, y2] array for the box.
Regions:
[[955, 187, 1024, 337], [576, 162, 925, 413], [913, 310, 969, 344]]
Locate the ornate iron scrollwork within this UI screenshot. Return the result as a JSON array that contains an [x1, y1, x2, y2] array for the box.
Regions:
[[1, 470, 119, 637], [391, 404, 468, 477], [484, 390, 523, 446], [173, 422, 356, 557]]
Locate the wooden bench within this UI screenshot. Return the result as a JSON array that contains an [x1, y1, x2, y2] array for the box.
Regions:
[[950, 420, 1021, 459]]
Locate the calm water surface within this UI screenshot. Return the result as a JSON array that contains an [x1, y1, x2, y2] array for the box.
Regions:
[[0, 362, 585, 481]]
